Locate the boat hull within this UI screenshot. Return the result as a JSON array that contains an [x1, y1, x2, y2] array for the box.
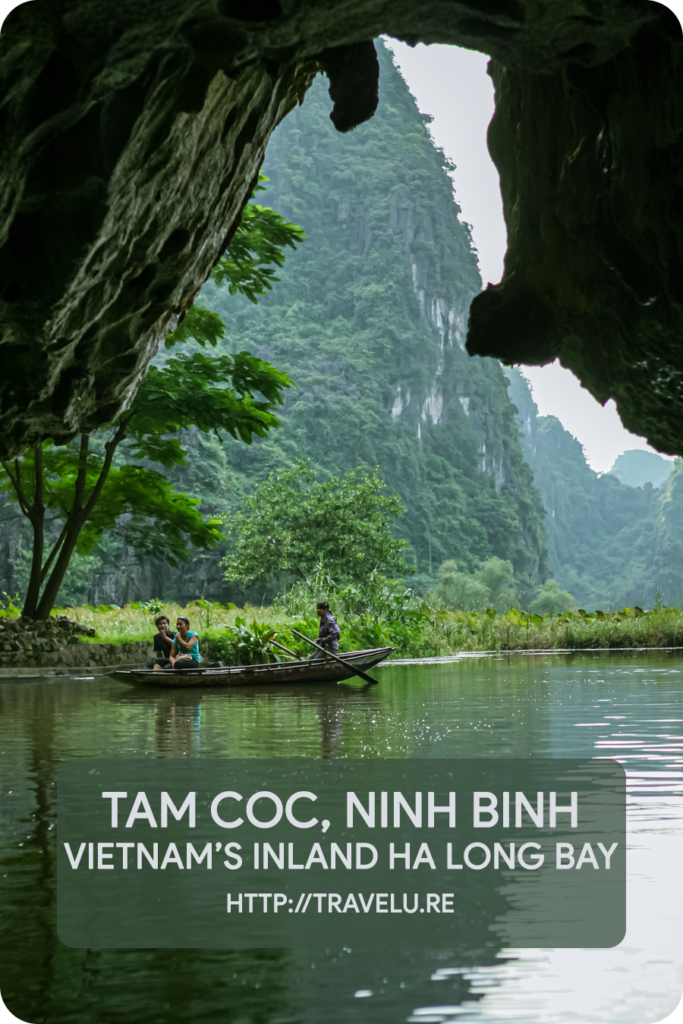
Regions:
[[110, 647, 395, 687]]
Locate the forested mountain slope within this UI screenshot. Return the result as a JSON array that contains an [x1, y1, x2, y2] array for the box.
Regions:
[[200, 41, 547, 594], [505, 369, 683, 609]]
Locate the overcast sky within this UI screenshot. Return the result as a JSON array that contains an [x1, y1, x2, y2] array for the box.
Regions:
[[385, 38, 677, 474]]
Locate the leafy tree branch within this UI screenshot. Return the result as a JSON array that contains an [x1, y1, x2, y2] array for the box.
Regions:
[[0, 176, 303, 619]]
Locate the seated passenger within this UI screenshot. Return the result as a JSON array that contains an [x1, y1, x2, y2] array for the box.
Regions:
[[169, 616, 201, 670], [148, 614, 176, 670]]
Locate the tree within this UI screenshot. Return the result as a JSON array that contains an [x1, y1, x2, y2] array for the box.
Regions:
[[432, 556, 516, 612], [1, 351, 294, 620], [529, 579, 578, 615], [211, 174, 306, 304], [473, 557, 516, 612], [0, 177, 303, 619], [222, 460, 411, 588], [432, 560, 491, 613]]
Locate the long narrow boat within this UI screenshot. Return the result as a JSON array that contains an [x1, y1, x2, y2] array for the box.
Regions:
[[111, 646, 395, 688]]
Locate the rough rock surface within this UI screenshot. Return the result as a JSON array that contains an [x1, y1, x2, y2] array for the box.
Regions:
[[0, 0, 678, 457], [0, 613, 152, 674], [0, 638, 152, 676], [467, 7, 683, 455], [0, 625, 221, 676], [0, 613, 96, 653]]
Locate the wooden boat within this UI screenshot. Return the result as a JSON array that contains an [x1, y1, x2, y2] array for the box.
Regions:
[[111, 646, 395, 688]]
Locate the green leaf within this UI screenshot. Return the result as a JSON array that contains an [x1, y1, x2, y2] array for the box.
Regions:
[[164, 305, 226, 349], [210, 175, 306, 306], [126, 352, 295, 465]]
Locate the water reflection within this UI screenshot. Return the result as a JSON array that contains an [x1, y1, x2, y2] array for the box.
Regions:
[[112, 680, 379, 760], [0, 651, 682, 1022]]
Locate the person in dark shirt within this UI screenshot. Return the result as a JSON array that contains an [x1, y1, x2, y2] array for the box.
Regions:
[[306, 601, 340, 660], [148, 615, 176, 669]]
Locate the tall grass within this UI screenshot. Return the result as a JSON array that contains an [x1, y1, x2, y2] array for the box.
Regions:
[[424, 605, 683, 653], [44, 600, 292, 646], [8, 590, 683, 660]]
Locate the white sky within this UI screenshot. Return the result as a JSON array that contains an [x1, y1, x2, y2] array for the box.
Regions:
[[385, 38, 677, 474]]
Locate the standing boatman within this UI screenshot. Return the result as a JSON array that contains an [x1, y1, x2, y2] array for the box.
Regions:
[[307, 601, 340, 659]]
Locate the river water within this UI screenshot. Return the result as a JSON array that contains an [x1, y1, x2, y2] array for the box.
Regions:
[[1, 650, 682, 1023]]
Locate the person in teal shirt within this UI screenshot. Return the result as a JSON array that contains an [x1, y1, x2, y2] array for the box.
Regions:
[[169, 616, 201, 670]]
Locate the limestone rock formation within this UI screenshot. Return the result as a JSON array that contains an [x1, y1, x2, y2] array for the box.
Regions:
[[0, 0, 676, 458], [468, 6, 683, 456], [505, 366, 683, 608]]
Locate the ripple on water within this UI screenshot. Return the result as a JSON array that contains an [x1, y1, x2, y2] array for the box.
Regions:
[[0, 650, 682, 1023]]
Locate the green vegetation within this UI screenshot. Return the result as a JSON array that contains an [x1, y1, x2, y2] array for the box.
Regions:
[[608, 449, 673, 490], [222, 460, 410, 588], [505, 369, 683, 609], [196, 40, 547, 601], [4, 48, 683, 616], [441, 604, 683, 653], [210, 175, 306, 305], [432, 557, 516, 612], [0, 591, 22, 617], [0, 349, 291, 620], [0, 176, 301, 619], [529, 578, 578, 615], [21, 593, 683, 662]]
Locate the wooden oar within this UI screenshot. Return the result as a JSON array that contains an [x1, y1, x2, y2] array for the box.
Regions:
[[292, 629, 379, 685], [268, 637, 300, 660]]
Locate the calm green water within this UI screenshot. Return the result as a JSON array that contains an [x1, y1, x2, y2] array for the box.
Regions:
[[1, 650, 683, 1023]]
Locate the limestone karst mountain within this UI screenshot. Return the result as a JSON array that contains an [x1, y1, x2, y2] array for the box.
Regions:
[[608, 450, 674, 490], [505, 368, 683, 609], [199, 42, 547, 595]]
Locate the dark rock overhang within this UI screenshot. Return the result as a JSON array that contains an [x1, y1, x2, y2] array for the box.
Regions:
[[0, 0, 678, 458]]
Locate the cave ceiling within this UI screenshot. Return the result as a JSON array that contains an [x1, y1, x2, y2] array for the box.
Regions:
[[0, 0, 681, 459]]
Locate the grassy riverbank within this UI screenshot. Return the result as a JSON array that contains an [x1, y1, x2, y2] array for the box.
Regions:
[[442, 605, 683, 654], [9, 597, 683, 662]]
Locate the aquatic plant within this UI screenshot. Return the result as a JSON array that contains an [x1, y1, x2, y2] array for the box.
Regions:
[[211, 617, 286, 666]]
